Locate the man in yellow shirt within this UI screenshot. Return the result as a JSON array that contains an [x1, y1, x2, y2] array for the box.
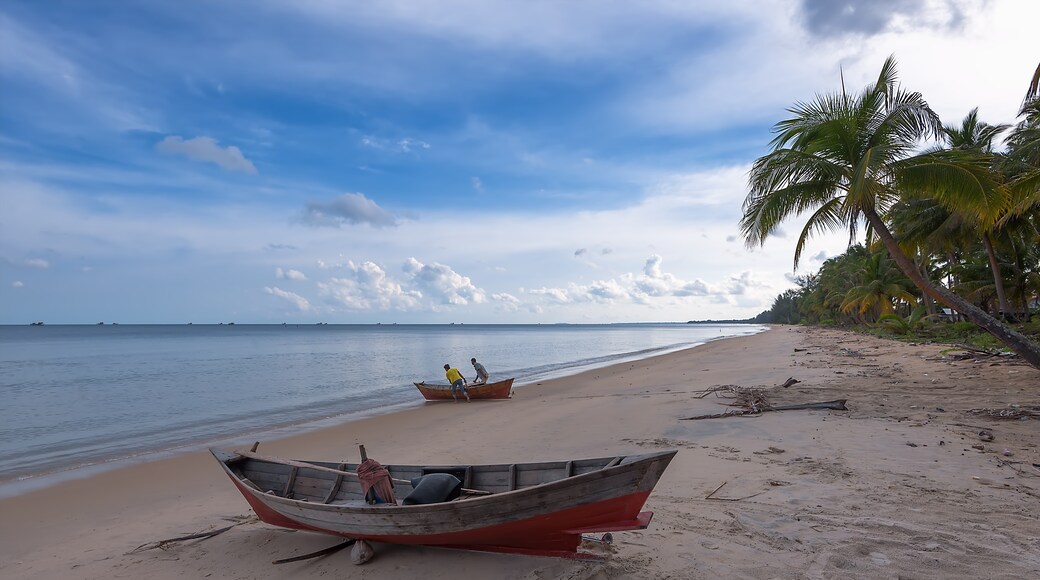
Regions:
[[443, 363, 471, 402]]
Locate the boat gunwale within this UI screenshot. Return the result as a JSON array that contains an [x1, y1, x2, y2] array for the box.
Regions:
[[212, 448, 676, 514]]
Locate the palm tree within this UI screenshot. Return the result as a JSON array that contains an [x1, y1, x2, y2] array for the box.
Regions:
[[840, 251, 917, 323], [740, 56, 1040, 369], [940, 109, 1015, 319], [1005, 97, 1040, 219]]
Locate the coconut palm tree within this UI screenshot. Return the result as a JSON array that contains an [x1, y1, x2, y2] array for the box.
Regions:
[[1005, 97, 1040, 219], [940, 109, 1015, 319], [840, 251, 917, 322], [740, 56, 1040, 369]]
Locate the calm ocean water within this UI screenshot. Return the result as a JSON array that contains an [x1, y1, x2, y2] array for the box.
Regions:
[[0, 323, 763, 495]]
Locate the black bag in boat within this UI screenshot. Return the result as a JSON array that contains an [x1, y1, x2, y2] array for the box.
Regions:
[[402, 473, 463, 505]]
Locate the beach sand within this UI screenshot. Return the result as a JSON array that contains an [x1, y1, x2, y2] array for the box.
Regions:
[[2, 326, 1039, 579]]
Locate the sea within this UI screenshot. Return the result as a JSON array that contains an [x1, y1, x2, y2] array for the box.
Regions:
[[0, 322, 764, 496]]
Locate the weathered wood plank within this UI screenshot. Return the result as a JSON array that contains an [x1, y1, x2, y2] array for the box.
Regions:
[[323, 463, 346, 504], [283, 467, 298, 498]]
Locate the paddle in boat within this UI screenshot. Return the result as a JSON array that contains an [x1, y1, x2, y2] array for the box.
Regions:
[[413, 377, 515, 401], [210, 445, 676, 558]]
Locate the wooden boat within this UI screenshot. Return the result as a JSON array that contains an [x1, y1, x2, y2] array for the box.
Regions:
[[210, 447, 676, 558], [413, 377, 514, 400]]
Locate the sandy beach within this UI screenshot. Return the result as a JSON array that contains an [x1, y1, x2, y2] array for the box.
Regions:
[[2, 325, 1038, 579]]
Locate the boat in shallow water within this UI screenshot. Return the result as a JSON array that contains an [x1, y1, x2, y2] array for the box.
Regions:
[[210, 447, 676, 557], [413, 377, 515, 400]]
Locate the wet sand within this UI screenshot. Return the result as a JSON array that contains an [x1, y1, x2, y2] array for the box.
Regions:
[[2, 325, 1038, 579]]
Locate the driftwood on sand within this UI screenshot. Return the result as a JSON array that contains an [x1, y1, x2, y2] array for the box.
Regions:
[[126, 516, 255, 554], [965, 406, 1040, 420], [681, 381, 847, 421], [272, 539, 356, 564]]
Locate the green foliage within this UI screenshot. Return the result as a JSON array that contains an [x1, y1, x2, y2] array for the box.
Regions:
[[876, 305, 928, 335], [744, 56, 1040, 366]]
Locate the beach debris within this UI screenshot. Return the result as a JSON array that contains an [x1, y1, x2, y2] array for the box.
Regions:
[[752, 446, 786, 455], [680, 397, 848, 421], [780, 377, 800, 388], [1002, 449, 1014, 457], [941, 344, 1016, 363], [126, 516, 256, 554], [582, 533, 614, 545], [966, 406, 1040, 420], [272, 539, 355, 564], [704, 481, 766, 502], [978, 430, 995, 442], [705, 481, 728, 499], [351, 539, 375, 565]]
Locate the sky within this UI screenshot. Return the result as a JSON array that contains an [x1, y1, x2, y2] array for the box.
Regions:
[[1, 0, 1037, 324]]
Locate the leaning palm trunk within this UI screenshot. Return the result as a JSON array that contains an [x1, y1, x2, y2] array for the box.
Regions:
[[865, 209, 1040, 368]]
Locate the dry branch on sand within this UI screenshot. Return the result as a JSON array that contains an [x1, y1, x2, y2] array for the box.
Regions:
[[965, 405, 1040, 420], [682, 381, 847, 421], [126, 516, 256, 554]]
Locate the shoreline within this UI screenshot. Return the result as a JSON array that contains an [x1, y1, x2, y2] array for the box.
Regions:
[[3, 325, 1038, 579], [0, 327, 760, 499]]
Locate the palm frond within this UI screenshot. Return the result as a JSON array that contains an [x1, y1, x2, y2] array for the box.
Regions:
[[893, 150, 1008, 226], [793, 197, 851, 268]]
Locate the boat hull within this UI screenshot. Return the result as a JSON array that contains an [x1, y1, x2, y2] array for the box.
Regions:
[[212, 448, 675, 557], [413, 377, 514, 400]]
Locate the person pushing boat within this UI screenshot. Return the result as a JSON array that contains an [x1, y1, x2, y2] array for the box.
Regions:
[[470, 357, 489, 385], [443, 363, 471, 402]]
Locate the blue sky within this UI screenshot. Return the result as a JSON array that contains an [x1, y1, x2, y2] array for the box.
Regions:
[[1, 0, 1037, 324]]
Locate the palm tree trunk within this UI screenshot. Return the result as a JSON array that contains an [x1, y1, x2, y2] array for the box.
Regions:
[[917, 252, 937, 317], [863, 209, 1040, 370], [982, 233, 1014, 321]]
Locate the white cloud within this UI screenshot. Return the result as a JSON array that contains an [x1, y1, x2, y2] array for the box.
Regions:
[[25, 258, 49, 268], [360, 135, 430, 153], [156, 136, 258, 174], [726, 271, 767, 295], [491, 292, 520, 312], [471, 176, 484, 192], [528, 255, 713, 305], [318, 260, 423, 311], [276, 267, 307, 280], [303, 193, 398, 228], [264, 286, 311, 311], [12, 281, 24, 288], [402, 258, 486, 307], [528, 287, 570, 304]]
